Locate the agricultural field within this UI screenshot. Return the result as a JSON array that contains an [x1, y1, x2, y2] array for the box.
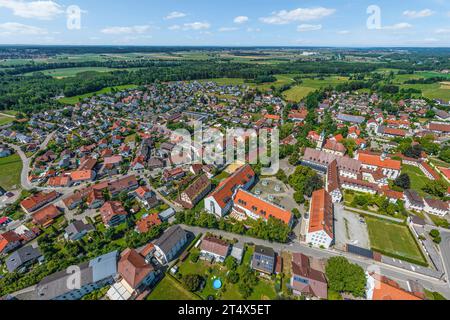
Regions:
[[58, 84, 138, 104], [0, 153, 23, 190], [25, 67, 122, 78], [0, 115, 14, 126], [283, 76, 349, 102], [365, 217, 426, 265]]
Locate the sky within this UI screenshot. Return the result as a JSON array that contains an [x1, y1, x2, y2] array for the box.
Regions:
[[0, 0, 450, 47]]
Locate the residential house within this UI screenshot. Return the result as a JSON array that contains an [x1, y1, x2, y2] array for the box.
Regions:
[[100, 201, 128, 227], [32, 204, 62, 228], [200, 236, 230, 263], [6, 246, 42, 273], [20, 191, 59, 214], [404, 190, 425, 212], [133, 186, 159, 209], [423, 198, 449, 217], [64, 220, 95, 241], [135, 214, 162, 234], [0, 231, 22, 255], [366, 272, 424, 300], [177, 174, 212, 209], [290, 253, 328, 299], [35, 251, 118, 300], [251, 245, 275, 275], [153, 225, 188, 265]]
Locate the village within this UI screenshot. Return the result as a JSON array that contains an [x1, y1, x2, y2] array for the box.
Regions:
[[0, 78, 449, 301]]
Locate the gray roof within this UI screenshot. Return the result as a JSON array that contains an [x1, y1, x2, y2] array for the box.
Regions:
[[6, 246, 42, 273], [65, 220, 94, 239], [158, 207, 176, 220], [35, 251, 118, 300], [337, 113, 365, 124], [154, 225, 187, 254]]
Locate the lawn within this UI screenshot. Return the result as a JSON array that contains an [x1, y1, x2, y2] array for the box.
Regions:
[[0, 154, 23, 190], [58, 84, 137, 104], [401, 165, 431, 197], [147, 275, 200, 300], [282, 76, 349, 102], [365, 217, 427, 265]]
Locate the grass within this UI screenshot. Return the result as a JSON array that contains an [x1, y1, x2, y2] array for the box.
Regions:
[[428, 214, 450, 229], [282, 76, 349, 102], [147, 275, 200, 300], [401, 165, 431, 197], [0, 116, 14, 126], [58, 84, 137, 104], [365, 217, 427, 265], [0, 154, 22, 190]]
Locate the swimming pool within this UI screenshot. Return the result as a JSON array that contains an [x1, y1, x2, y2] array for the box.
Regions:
[[213, 279, 222, 290]]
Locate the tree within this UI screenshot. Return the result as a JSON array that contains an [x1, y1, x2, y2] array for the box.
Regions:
[[394, 173, 411, 190], [403, 144, 423, 159], [325, 257, 367, 298], [225, 256, 238, 271], [182, 274, 203, 292], [227, 271, 240, 284], [288, 165, 323, 197], [288, 152, 299, 166], [190, 250, 200, 263], [276, 169, 288, 184], [422, 180, 447, 198], [439, 146, 450, 163]]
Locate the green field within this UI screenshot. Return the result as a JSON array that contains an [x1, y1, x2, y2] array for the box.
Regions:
[[366, 217, 426, 265], [0, 154, 23, 190], [282, 76, 349, 102], [26, 67, 121, 78], [58, 84, 138, 104], [401, 165, 432, 197], [0, 116, 14, 126], [146, 275, 201, 300], [390, 71, 450, 102]]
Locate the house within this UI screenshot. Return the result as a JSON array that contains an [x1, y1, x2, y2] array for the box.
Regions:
[[326, 160, 342, 203], [70, 170, 96, 184], [322, 140, 346, 157], [153, 225, 188, 264], [177, 174, 212, 209], [337, 113, 365, 124], [64, 220, 95, 241], [134, 186, 159, 209], [290, 253, 328, 299], [100, 201, 128, 227], [35, 251, 118, 300], [135, 214, 162, 233], [163, 167, 185, 182], [20, 191, 59, 214], [0, 145, 12, 158], [302, 148, 361, 179], [32, 205, 62, 228], [158, 207, 176, 222], [200, 236, 230, 263], [366, 272, 424, 300], [423, 198, 449, 217], [251, 245, 275, 275], [6, 245, 42, 273], [232, 188, 294, 226], [230, 242, 244, 264], [0, 231, 22, 255], [205, 165, 256, 217], [48, 176, 72, 188], [86, 189, 105, 209], [107, 249, 156, 300], [305, 189, 334, 248], [404, 190, 425, 212], [108, 175, 139, 196]]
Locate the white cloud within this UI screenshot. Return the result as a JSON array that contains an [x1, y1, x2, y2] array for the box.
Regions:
[[0, 22, 47, 34], [101, 25, 151, 35], [435, 28, 450, 34], [182, 22, 210, 30], [0, 0, 63, 20], [168, 25, 181, 31], [234, 16, 249, 24], [403, 9, 434, 18], [164, 11, 186, 20], [381, 22, 413, 30], [218, 27, 238, 32], [297, 24, 322, 32], [260, 7, 335, 25]]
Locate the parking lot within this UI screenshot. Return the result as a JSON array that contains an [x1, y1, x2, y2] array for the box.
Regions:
[[334, 204, 371, 250]]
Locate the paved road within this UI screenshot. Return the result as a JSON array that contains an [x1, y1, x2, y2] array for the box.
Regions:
[[181, 224, 450, 298], [4, 142, 33, 191], [437, 230, 450, 291]]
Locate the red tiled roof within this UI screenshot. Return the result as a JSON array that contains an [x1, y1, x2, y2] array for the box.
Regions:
[[233, 188, 293, 225], [200, 236, 230, 257], [308, 189, 333, 238], [32, 204, 61, 226], [119, 249, 154, 289], [357, 152, 401, 171], [136, 214, 162, 233], [20, 191, 58, 212]]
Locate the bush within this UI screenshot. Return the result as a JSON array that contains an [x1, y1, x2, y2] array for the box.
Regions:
[[429, 229, 440, 239], [190, 250, 200, 263], [182, 274, 203, 292]]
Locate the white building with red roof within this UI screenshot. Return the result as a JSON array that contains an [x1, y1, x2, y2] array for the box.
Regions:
[[305, 189, 334, 249]]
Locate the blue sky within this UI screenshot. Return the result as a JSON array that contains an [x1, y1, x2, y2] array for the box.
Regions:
[[0, 0, 449, 46]]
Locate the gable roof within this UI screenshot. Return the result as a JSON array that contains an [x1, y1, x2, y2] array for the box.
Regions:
[[118, 249, 154, 289], [200, 236, 230, 257], [209, 165, 255, 209], [308, 189, 334, 239], [357, 152, 401, 171], [6, 246, 42, 273]]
